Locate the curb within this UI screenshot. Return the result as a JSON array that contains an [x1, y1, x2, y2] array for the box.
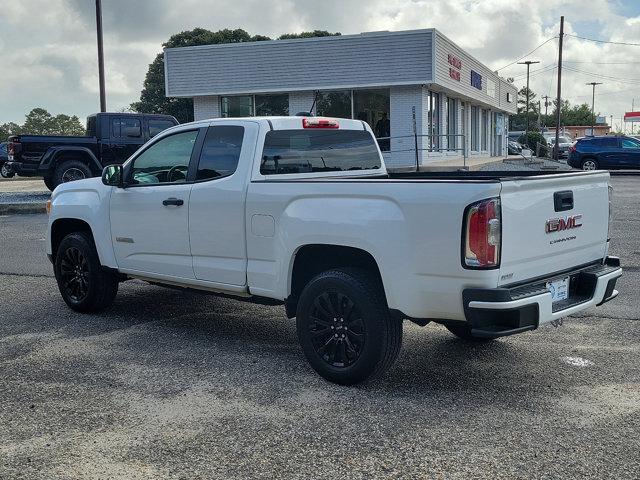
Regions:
[[0, 203, 47, 215]]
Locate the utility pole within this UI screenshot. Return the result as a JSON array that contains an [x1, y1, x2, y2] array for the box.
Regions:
[[542, 95, 550, 117], [95, 0, 106, 112], [518, 60, 540, 132], [554, 16, 564, 160], [586, 82, 602, 136]]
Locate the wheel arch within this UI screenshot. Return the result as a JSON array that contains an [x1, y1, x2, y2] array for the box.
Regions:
[[42, 147, 102, 175], [50, 218, 95, 261], [285, 244, 386, 318]]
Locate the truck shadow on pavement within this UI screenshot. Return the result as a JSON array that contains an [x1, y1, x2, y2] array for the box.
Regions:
[[75, 282, 557, 400]]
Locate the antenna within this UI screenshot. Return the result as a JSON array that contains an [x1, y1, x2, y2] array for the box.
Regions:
[[308, 90, 319, 116]]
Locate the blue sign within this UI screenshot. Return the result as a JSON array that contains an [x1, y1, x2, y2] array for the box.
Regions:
[[471, 70, 482, 90]]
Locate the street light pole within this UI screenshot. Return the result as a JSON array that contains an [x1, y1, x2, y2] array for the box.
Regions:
[[518, 60, 540, 132], [95, 0, 106, 112], [586, 82, 602, 136]]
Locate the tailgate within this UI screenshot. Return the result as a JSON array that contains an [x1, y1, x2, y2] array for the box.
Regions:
[[499, 171, 610, 285]]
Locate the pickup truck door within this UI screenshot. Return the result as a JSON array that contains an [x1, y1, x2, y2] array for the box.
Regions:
[[188, 122, 258, 286], [110, 128, 204, 279], [107, 115, 144, 165]]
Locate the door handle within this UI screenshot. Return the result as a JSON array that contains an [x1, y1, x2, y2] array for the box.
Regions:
[[162, 197, 184, 206]]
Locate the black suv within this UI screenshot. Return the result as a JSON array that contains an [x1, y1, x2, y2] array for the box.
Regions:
[[6, 112, 178, 190], [568, 135, 640, 170]]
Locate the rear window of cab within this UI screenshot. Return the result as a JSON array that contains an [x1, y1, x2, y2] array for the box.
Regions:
[[260, 130, 381, 175]]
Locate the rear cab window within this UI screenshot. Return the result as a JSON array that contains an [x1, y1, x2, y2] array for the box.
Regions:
[[260, 129, 381, 176]]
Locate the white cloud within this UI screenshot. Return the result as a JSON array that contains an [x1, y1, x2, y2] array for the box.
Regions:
[[0, 0, 638, 130]]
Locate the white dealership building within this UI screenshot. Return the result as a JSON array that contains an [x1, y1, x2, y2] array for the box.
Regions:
[[163, 29, 518, 169]]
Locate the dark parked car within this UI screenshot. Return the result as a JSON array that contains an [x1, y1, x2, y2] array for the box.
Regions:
[[0, 142, 10, 177], [568, 135, 640, 170], [6, 112, 178, 190], [545, 135, 573, 159], [507, 140, 523, 155]]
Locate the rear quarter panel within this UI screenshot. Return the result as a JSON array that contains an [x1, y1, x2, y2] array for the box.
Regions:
[[246, 179, 502, 320]]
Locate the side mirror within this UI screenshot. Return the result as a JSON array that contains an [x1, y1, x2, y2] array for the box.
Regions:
[[102, 164, 124, 187]]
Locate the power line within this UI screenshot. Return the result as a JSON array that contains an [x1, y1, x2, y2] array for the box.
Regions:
[[565, 33, 640, 47], [512, 64, 557, 82], [564, 60, 640, 65], [563, 65, 640, 84], [495, 36, 558, 71]]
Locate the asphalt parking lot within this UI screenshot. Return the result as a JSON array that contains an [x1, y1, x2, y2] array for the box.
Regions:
[[0, 177, 638, 479]]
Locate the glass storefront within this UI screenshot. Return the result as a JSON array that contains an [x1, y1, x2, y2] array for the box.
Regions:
[[221, 95, 254, 117], [315, 90, 352, 119], [255, 94, 289, 116], [353, 89, 390, 151], [481, 109, 488, 151], [471, 105, 479, 151], [427, 92, 440, 151], [446, 97, 457, 151]]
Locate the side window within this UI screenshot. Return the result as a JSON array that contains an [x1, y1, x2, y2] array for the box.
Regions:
[[622, 139, 640, 149], [112, 117, 141, 139], [148, 119, 176, 138], [196, 126, 244, 181], [130, 130, 198, 185]]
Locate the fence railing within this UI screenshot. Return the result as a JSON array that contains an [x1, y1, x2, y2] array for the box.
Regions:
[[376, 133, 468, 170]]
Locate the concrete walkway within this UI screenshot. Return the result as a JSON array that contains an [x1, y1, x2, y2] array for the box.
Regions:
[[419, 155, 523, 171]]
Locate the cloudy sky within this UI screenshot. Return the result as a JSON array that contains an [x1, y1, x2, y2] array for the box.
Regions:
[[1, 0, 639, 130]]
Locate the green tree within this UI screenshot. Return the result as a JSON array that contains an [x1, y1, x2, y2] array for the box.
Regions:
[[1, 108, 85, 139], [0, 122, 22, 141], [22, 107, 55, 135], [51, 114, 85, 135], [517, 86, 538, 115], [132, 28, 341, 123], [278, 30, 340, 40]]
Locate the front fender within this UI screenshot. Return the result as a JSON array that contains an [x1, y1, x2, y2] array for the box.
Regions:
[[47, 178, 116, 268]]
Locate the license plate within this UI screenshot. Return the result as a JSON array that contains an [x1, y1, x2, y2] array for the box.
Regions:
[[546, 276, 569, 303]]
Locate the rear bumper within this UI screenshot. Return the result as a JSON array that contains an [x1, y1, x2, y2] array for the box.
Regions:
[[460, 257, 622, 338], [5, 161, 40, 177]]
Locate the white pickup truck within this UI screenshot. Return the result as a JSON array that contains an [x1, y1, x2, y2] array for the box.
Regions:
[[46, 116, 622, 384]]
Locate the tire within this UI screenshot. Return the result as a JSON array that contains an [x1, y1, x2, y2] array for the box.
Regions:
[[52, 160, 93, 189], [296, 268, 402, 385], [1, 163, 12, 178], [54, 232, 118, 313], [445, 324, 495, 342], [43, 175, 56, 191], [581, 158, 598, 171]]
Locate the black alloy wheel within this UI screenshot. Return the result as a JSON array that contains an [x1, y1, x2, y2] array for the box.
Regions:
[[308, 291, 366, 368], [54, 232, 119, 312], [296, 268, 402, 385], [59, 246, 90, 303]]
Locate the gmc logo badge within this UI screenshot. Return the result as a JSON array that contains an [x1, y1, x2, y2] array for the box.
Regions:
[[546, 214, 583, 234]]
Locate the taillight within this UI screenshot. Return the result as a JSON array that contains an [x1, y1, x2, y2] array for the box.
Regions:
[[8, 142, 15, 155], [302, 117, 339, 129], [570, 145, 576, 153], [463, 198, 501, 268]]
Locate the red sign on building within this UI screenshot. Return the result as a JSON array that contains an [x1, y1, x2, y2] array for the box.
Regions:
[[448, 54, 462, 81]]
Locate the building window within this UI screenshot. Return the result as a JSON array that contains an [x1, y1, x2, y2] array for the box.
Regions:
[[487, 79, 496, 99], [315, 90, 352, 119], [428, 91, 440, 151], [353, 89, 390, 151], [221, 95, 254, 117], [446, 97, 457, 151], [471, 106, 479, 151], [481, 109, 488, 151], [255, 94, 289, 116], [507, 92, 513, 103]]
